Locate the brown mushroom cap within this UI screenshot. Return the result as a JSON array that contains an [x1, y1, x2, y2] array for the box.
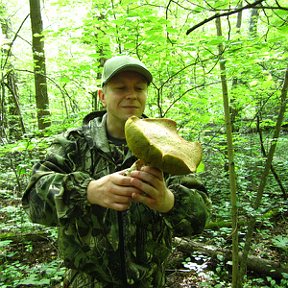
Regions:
[[125, 116, 202, 175]]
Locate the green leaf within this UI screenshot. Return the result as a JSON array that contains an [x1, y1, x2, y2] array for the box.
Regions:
[[0, 240, 13, 248], [18, 276, 50, 285], [196, 161, 205, 173], [272, 236, 288, 251]]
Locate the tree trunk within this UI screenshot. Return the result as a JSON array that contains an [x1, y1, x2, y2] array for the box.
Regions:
[[249, 8, 259, 37], [0, 6, 26, 140], [230, 1, 243, 132], [215, 16, 239, 288], [29, 0, 51, 130], [92, 13, 106, 111], [6, 71, 26, 139]]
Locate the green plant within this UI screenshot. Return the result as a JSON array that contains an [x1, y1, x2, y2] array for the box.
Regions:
[[272, 236, 288, 254], [0, 259, 65, 287]]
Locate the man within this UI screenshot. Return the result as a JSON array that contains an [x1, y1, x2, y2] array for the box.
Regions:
[[22, 55, 211, 287]]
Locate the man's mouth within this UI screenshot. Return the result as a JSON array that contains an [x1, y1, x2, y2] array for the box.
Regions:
[[122, 106, 139, 109]]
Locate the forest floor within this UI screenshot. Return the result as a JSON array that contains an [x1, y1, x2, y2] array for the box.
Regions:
[[1, 228, 211, 287], [1, 194, 208, 287], [3, 235, 205, 287], [1, 192, 288, 287]]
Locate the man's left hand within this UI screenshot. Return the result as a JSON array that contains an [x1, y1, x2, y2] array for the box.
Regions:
[[129, 166, 174, 213]]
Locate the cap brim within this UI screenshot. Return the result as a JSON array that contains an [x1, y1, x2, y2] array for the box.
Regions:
[[103, 64, 152, 86]]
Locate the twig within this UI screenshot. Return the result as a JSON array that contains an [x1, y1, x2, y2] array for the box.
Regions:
[[2, 14, 30, 70], [256, 116, 287, 200], [186, 0, 265, 35]]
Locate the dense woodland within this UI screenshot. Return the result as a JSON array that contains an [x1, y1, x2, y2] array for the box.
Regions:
[[0, 0, 287, 287]]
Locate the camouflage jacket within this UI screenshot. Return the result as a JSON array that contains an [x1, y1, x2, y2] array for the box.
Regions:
[[22, 111, 211, 288]]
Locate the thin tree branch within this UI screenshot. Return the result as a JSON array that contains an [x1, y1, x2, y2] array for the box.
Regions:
[[186, 0, 265, 35], [256, 116, 287, 200], [2, 14, 30, 71], [163, 81, 220, 117], [15, 69, 79, 115]]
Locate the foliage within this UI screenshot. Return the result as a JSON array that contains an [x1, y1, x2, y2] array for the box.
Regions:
[[1, 257, 64, 288], [272, 236, 288, 254], [0, 0, 288, 287]]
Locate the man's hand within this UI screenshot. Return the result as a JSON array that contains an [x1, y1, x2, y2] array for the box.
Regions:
[[87, 172, 141, 211], [129, 166, 175, 213]]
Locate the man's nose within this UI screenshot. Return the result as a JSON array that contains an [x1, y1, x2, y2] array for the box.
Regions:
[[125, 88, 137, 99]]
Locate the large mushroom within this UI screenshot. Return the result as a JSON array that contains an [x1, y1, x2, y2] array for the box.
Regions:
[[125, 116, 202, 175]]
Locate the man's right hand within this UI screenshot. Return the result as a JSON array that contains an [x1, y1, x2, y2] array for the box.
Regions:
[[86, 171, 141, 211]]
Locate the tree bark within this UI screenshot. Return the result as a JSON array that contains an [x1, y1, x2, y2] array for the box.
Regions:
[[29, 0, 51, 129]]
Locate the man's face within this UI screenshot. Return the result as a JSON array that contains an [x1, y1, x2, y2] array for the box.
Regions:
[[99, 70, 148, 125]]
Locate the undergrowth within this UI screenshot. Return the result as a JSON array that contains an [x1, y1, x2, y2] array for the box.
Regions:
[[0, 133, 288, 287]]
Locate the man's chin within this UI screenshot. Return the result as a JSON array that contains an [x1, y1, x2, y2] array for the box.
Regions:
[[124, 112, 142, 120]]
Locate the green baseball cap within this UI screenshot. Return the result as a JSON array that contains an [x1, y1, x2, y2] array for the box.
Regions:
[[101, 55, 153, 86]]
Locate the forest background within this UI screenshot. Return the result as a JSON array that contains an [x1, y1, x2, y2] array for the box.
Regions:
[[0, 0, 287, 287]]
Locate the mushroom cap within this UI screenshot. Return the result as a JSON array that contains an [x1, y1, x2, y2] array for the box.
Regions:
[[125, 116, 202, 175]]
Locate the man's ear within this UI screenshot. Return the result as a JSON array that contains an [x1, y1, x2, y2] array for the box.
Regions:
[[98, 88, 106, 107]]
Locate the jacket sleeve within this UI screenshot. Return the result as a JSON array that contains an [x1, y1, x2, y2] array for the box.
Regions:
[[22, 130, 93, 226], [164, 174, 211, 237]]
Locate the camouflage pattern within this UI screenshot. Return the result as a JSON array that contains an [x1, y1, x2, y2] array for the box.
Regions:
[[22, 111, 211, 287]]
